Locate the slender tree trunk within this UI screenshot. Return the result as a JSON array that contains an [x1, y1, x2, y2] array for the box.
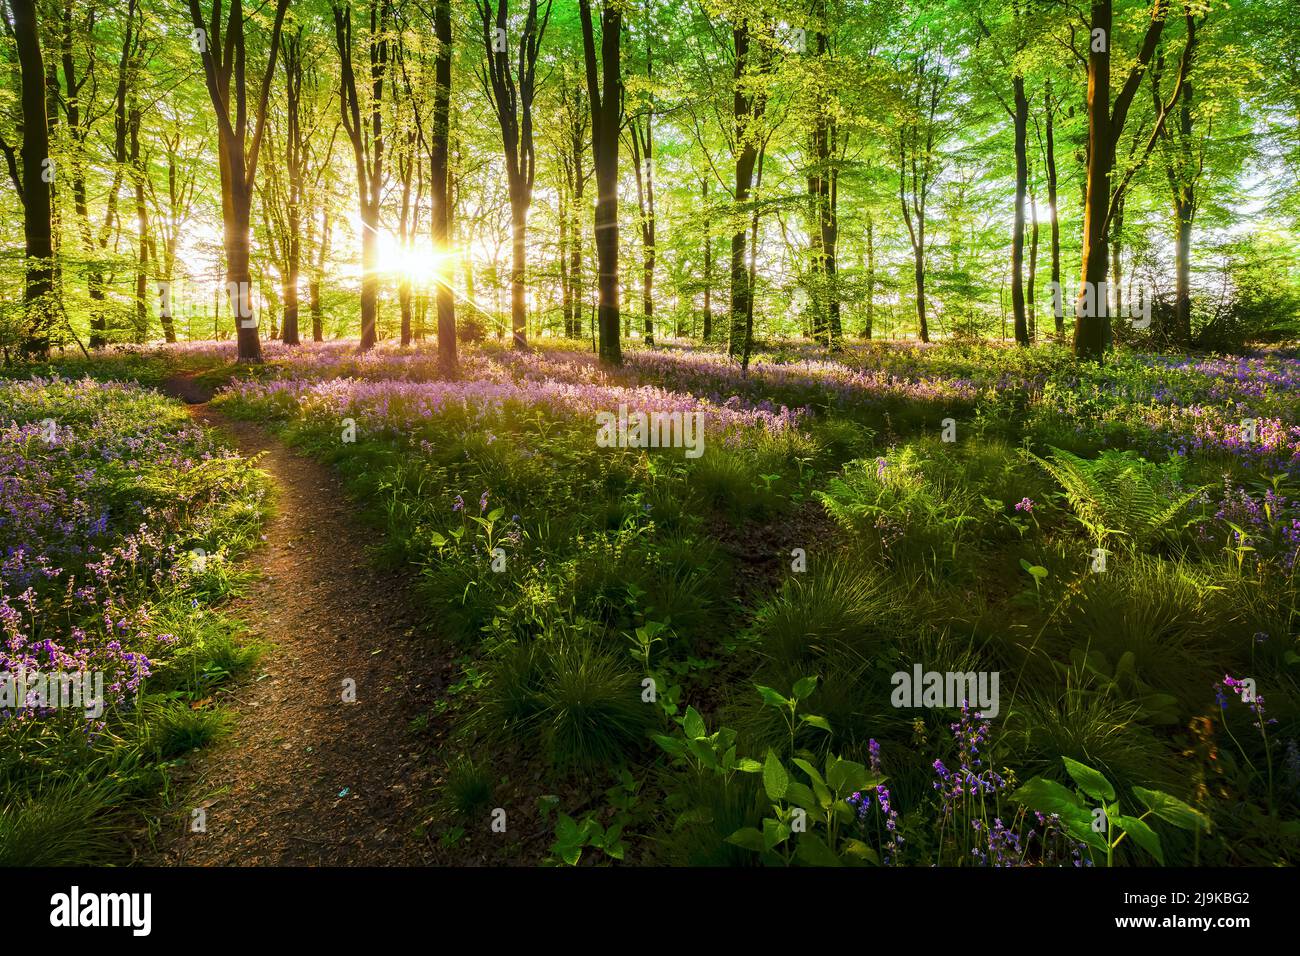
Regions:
[[360, 200, 379, 349], [701, 177, 712, 341], [311, 210, 330, 341], [1110, 195, 1124, 322], [1028, 187, 1039, 341], [1045, 82, 1062, 336], [432, 0, 456, 371], [579, 0, 622, 366], [1074, 0, 1170, 359], [1075, 1, 1114, 359], [13, 0, 55, 357], [1011, 74, 1030, 346], [130, 102, 150, 342], [863, 214, 874, 339], [509, 196, 527, 348]]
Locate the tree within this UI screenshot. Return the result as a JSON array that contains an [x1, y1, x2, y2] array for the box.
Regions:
[[896, 38, 951, 344], [187, 0, 290, 362], [476, 0, 551, 350], [1073, 0, 1189, 359], [578, 0, 622, 366], [334, 0, 390, 353], [430, 0, 456, 371], [8, 0, 55, 356]]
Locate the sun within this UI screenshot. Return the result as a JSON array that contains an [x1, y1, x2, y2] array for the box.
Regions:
[[368, 231, 459, 286]]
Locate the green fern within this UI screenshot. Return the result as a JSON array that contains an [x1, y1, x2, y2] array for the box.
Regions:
[[1021, 447, 1204, 551]]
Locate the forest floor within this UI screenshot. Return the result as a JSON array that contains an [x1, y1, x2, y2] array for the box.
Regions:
[[143, 372, 453, 866]]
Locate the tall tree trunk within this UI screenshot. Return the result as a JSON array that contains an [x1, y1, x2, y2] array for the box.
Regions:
[[1028, 185, 1039, 341], [13, 0, 55, 357], [509, 196, 527, 347], [281, 29, 304, 346], [728, 22, 763, 359], [630, 114, 656, 345], [432, 0, 456, 371], [579, 0, 622, 366], [558, 184, 571, 334], [863, 214, 874, 339], [189, 0, 289, 362], [1074, 0, 1171, 359], [1110, 194, 1124, 321], [311, 210, 330, 341], [1045, 82, 1062, 336], [360, 200, 379, 349], [130, 100, 150, 342], [701, 177, 712, 341], [1011, 73, 1030, 346]]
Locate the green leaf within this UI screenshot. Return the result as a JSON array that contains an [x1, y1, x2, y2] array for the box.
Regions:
[[792, 758, 825, 787], [1012, 777, 1085, 813], [487, 507, 505, 521], [794, 833, 842, 867], [1117, 816, 1164, 864], [652, 733, 685, 756], [1062, 756, 1116, 802], [784, 781, 820, 813], [826, 756, 869, 795], [1011, 777, 1104, 851], [762, 817, 792, 852], [754, 683, 790, 710], [726, 827, 765, 852], [763, 749, 789, 802], [1131, 787, 1212, 833], [800, 714, 832, 733], [735, 758, 762, 773], [682, 705, 706, 740], [840, 838, 880, 865], [792, 675, 818, 700], [800, 712, 832, 738], [429, 531, 447, 547]]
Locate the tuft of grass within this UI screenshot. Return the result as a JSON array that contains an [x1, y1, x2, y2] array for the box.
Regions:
[[143, 700, 232, 759], [750, 556, 900, 669], [439, 757, 495, 820], [0, 776, 130, 867]]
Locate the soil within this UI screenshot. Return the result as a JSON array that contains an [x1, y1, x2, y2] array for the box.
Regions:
[[143, 371, 456, 866]]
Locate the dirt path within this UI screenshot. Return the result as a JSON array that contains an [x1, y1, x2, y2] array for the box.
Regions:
[[146, 372, 451, 866]]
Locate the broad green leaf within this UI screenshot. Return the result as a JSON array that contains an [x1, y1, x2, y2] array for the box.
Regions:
[[794, 833, 842, 867], [1062, 756, 1116, 802], [841, 838, 880, 865], [792, 757, 825, 788], [726, 827, 765, 852], [784, 781, 820, 813], [735, 758, 762, 773], [763, 749, 789, 802], [754, 684, 790, 710], [762, 817, 792, 852], [1131, 787, 1212, 833], [827, 756, 868, 795], [652, 733, 685, 756], [429, 531, 447, 547], [682, 705, 706, 740], [1117, 816, 1164, 864], [792, 675, 818, 700], [1011, 777, 1104, 850], [800, 714, 832, 733]]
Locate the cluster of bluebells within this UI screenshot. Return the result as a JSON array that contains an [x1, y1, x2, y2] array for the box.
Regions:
[[847, 738, 902, 865], [218, 345, 808, 440], [1215, 674, 1277, 732], [1195, 478, 1300, 569], [0, 378, 254, 726], [932, 702, 1008, 817]]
